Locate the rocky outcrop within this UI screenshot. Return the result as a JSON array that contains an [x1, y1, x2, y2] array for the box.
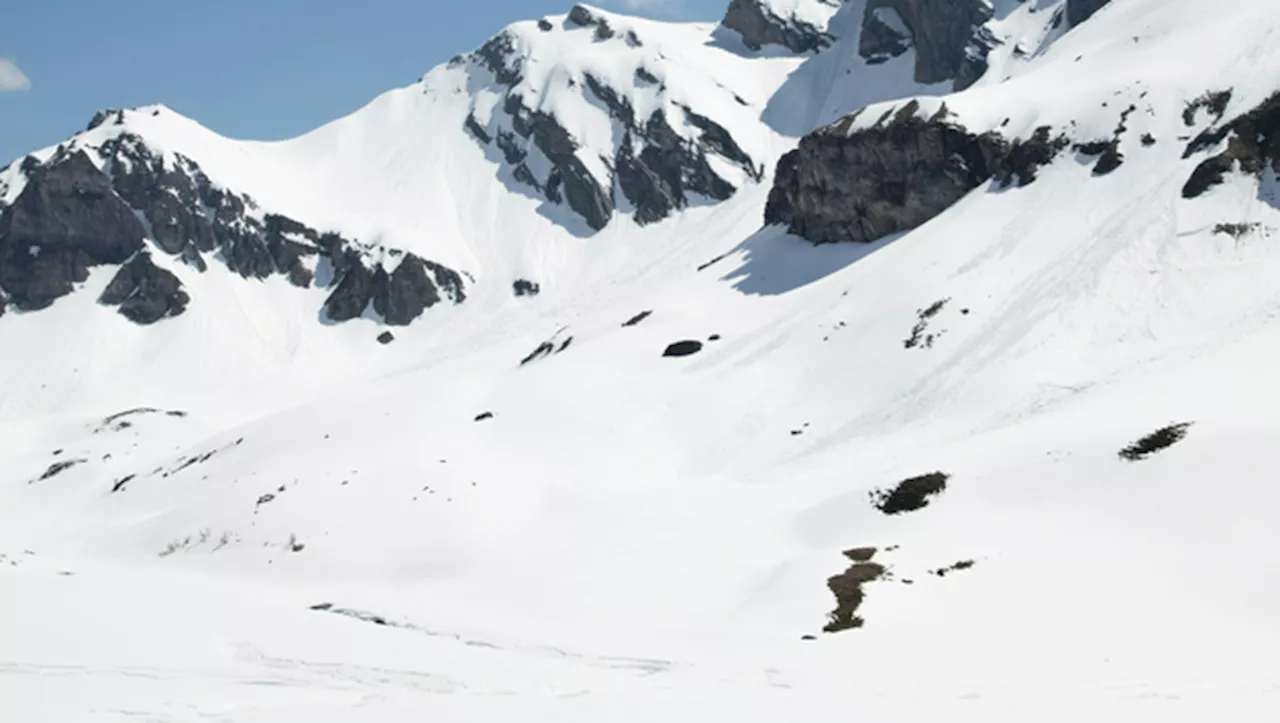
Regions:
[[765, 103, 1069, 243], [1067, 0, 1112, 26], [324, 249, 463, 326], [0, 150, 145, 311], [858, 0, 997, 90], [1182, 91, 1280, 199], [0, 122, 466, 326], [465, 27, 761, 230], [98, 250, 189, 324], [720, 0, 838, 54]]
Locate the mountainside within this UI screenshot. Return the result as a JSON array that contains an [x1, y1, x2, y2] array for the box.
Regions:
[[4, 1, 1280, 721]]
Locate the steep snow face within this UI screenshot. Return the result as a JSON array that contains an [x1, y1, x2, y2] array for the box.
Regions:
[[5, 0, 1280, 720]]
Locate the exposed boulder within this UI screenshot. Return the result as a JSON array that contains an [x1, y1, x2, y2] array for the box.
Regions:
[[1182, 91, 1280, 199], [663, 340, 704, 357], [871, 471, 949, 515], [513, 278, 541, 297], [720, 0, 838, 54], [766, 104, 1068, 243], [0, 150, 145, 310], [1067, 0, 1112, 26], [98, 251, 189, 324], [858, 0, 996, 90]]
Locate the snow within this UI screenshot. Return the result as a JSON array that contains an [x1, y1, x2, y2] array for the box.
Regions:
[[3, 0, 1280, 720]]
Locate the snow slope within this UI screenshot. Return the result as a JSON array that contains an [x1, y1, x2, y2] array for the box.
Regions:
[[3, 0, 1280, 720]]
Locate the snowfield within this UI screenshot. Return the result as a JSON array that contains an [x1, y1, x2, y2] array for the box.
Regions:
[[3, 0, 1280, 720]]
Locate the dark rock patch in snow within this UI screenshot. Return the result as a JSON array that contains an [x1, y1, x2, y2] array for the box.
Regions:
[[376, 330, 395, 345], [521, 340, 557, 366], [520, 331, 574, 366], [474, 411, 494, 422], [110, 474, 137, 493], [823, 547, 886, 633], [622, 310, 653, 327], [1182, 92, 1280, 199], [721, 0, 836, 54], [1118, 422, 1193, 461], [662, 340, 704, 357], [843, 546, 878, 563], [1182, 90, 1233, 127], [1213, 222, 1261, 238], [697, 252, 731, 272], [904, 298, 948, 349], [871, 471, 949, 514], [1075, 139, 1124, 176], [513, 278, 541, 297], [33, 458, 86, 483], [931, 559, 976, 577], [96, 407, 187, 433]]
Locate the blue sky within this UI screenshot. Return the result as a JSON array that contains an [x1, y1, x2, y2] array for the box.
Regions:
[[0, 0, 724, 164]]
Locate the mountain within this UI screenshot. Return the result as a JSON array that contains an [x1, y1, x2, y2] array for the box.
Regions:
[[4, 1, 1280, 720]]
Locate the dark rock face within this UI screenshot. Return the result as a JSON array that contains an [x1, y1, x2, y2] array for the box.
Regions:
[[375, 256, 441, 326], [766, 105, 1069, 243], [1066, 0, 1111, 26], [721, 0, 837, 54], [859, 0, 997, 90], [323, 252, 458, 326], [465, 38, 760, 230], [98, 251, 189, 324], [513, 278, 541, 297], [0, 150, 145, 310], [1182, 92, 1280, 199], [0, 124, 466, 326]]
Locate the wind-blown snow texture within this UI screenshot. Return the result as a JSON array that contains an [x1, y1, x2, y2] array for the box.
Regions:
[[3, 0, 1280, 720]]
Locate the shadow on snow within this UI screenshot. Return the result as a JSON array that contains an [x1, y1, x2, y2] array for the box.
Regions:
[[718, 224, 903, 296]]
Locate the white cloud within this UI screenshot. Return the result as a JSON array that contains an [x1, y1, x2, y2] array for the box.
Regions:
[[0, 58, 31, 92]]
